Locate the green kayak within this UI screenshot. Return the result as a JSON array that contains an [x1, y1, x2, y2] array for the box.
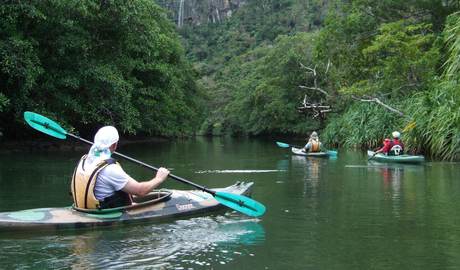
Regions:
[[291, 147, 329, 157], [367, 150, 425, 164], [0, 182, 253, 233]]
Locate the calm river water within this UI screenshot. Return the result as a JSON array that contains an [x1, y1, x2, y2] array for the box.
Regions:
[[1, 137, 460, 269]]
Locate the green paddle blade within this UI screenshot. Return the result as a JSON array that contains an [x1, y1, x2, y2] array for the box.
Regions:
[[327, 150, 338, 156], [214, 191, 266, 217], [276, 141, 290, 148], [24, 111, 67, 139]]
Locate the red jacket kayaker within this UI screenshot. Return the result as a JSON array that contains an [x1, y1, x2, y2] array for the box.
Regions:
[[375, 131, 405, 156], [376, 138, 392, 155]]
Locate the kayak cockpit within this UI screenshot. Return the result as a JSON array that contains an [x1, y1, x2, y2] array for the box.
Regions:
[[72, 190, 173, 214]]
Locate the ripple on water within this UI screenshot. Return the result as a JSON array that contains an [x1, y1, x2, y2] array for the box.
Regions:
[[0, 214, 265, 269]]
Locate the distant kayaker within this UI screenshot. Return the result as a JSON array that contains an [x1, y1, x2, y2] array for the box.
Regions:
[[71, 126, 170, 209], [375, 138, 392, 155], [303, 131, 322, 153], [375, 131, 404, 156], [389, 131, 404, 155]]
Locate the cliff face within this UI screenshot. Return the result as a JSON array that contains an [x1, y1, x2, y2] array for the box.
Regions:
[[157, 0, 246, 27]]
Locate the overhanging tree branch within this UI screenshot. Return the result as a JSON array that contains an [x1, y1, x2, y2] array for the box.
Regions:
[[298, 62, 330, 97], [297, 61, 333, 119], [351, 95, 404, 116]]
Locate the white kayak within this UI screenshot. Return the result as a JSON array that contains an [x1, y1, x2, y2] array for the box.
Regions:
[[291, 147, 329, 157]]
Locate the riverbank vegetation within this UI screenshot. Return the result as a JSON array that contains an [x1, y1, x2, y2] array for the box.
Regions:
[[0, 0, 458, 160], [179, 1, 459, 160]]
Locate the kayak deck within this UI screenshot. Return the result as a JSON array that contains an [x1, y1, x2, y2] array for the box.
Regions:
[[367, 150, 425, 164], [291, 147, 329, 157], [0, 182, 253, 232]]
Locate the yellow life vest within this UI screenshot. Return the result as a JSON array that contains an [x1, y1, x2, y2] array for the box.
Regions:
[[71, 155, 117, 209], [310, 141, 320, 152]]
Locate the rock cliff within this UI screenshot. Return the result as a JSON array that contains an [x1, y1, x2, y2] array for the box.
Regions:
[[156, 0, 246, 27]]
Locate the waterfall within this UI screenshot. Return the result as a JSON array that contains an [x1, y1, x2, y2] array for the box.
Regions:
[[178, 0, 184, 28]]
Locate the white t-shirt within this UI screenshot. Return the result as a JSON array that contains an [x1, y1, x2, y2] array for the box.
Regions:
[[94, 164, 131, 201]]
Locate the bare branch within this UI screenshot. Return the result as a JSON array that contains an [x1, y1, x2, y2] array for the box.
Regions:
[[298, 62, 330, 97], [298, 94, 331, 119], [298, 85, 330, 96], [301, 105, 331, 109], [299, 62, 316, 75], [351, 95, 404, 116]]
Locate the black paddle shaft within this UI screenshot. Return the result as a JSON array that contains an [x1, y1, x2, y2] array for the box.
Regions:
[[67, 133, 216, 195]]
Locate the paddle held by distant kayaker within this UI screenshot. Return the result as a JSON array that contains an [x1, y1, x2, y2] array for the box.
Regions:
[[303, 131, 322, 153], [71, 126, 169, 209]]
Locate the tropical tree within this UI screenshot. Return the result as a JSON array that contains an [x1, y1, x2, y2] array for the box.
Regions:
[[0, 0, 202, 138]]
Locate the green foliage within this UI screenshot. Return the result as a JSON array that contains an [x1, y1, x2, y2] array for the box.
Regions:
[[0, 2, 44, 116], [322, 102, 403, 149], [346, 0, 458, 31], [216, 33, 322, 135], [346, 20, 439, 97], [179, 0, 330, 136], [0, 93, 8, 112], [404, 81, 460, 160], [0, 0, 202, 138], [316, 5, 440, 97], [443, 12, 460, 79], [314, 3, 379, 91], [400, 12, 460, 160]]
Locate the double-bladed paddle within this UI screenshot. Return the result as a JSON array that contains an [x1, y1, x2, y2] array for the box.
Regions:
[[276, 141, 338, 157], [24, 111, 266, 217]]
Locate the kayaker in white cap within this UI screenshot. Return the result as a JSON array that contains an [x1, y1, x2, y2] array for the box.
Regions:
[[71, 126, 169, 209], [389, 131, 404, 155], [303, 131, 322, 153]]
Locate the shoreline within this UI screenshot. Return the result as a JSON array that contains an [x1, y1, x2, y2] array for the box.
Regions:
[[0, 137, 170, 153]]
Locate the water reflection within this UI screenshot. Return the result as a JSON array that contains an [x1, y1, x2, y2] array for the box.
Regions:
[[366, 161, 423, 218], [367, 162, 404, 200], [379, 165, 403, 217], [290, 155, 326, 199], [0, 215, 265, 269]]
